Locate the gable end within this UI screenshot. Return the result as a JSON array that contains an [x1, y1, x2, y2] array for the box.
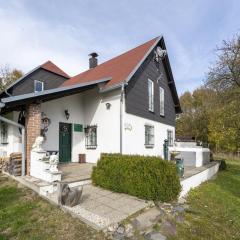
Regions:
[[7, 68, 68, 97], [125, 40, 180, 126]]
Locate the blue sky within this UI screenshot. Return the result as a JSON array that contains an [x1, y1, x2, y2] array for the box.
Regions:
[[0, 0, 239, 94]]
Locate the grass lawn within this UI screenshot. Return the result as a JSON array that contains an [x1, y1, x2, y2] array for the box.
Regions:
[[0, 157, 240, 240], [170, 157, 240, 240], [0, 175, 108, 240]]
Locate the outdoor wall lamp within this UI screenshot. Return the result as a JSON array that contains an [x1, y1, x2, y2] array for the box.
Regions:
[[64, 109, 70, 120], [106, 102, 111, 110]]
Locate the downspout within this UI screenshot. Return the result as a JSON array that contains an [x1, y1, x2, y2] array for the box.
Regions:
[[120, 83, 125, 154], [0, 106, 26, 176]]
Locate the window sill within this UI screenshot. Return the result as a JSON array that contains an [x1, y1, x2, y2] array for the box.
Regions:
[[86, 146, 97, 150], [145, 144, 154, 148]]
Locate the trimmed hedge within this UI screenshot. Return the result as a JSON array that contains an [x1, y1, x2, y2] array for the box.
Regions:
[[91, 153, 181, 202]]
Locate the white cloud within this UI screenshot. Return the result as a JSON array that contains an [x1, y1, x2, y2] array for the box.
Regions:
[[0, 0, 239, 95], [0, 2, 87, 76]]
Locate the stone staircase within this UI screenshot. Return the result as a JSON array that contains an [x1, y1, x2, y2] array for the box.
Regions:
[[30, 151, 62, 183]]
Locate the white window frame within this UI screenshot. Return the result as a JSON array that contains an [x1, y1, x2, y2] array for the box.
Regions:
[[85, 125, 97, 149], [159, 87, 165, 116], [167, 129, 173, 146], [145, 124, 154, 148], [148, 79, 154, 112], [34, 80, 44, 92]]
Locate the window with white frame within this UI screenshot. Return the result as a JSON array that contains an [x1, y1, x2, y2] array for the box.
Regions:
[[34, 80, 44, 92], [0, 121, 8, 144], [167, 130, 173, 146], [85, 125, 97, 149], [159, 87, 165, 116], [145, 124, 154, 147], [148, 79, 154, 112]]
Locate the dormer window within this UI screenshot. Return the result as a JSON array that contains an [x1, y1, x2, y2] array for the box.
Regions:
[[34, 80, 44, 92]]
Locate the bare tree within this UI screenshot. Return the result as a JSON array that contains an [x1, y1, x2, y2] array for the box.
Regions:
[[207, 33, 240, 91]]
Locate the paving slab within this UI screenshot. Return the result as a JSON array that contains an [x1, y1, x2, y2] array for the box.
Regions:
[[107, 192, 125, 200], [47, 184, 150, 229], [59, 163, 95, 182], [6, 171, 150, 230]]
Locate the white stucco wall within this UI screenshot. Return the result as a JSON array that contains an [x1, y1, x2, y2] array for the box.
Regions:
[[2, 87, 176, 163], [168, 146, 210, 167], [180, 162, 219, 198], [123, 112, 175, 158], [82, 88, 121, 163], [41, 93, 85, 162], [41, 87, 121, 163]]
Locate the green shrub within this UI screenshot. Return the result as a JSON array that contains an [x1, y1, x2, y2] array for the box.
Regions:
[[218, 159, 227, 171], [91, 153, 181, 202]]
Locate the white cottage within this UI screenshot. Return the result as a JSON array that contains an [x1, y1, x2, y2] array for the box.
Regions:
[[0, 36, 181, 175]]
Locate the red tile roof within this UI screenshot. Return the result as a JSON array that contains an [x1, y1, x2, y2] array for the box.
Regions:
[[62, 37, 160, 88], [41, 61, 70, 78]]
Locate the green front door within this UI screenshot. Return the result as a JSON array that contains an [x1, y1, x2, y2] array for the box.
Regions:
[[59, 122, 72, 163]]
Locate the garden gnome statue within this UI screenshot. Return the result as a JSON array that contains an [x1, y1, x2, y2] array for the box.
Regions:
[[58, 183, 83, 207]]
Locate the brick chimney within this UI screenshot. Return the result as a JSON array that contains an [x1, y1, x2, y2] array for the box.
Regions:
[[89, 52, 98, 69]]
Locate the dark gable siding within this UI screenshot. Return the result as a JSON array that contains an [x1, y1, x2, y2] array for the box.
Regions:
[[125, 49, 176, 126], [9, 68, 67, 96]]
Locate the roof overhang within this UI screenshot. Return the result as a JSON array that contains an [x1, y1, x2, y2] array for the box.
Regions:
[[160, 38, 182, 113], [1, 77, 111, 112]]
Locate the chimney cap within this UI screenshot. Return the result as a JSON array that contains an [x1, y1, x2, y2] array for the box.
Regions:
[[89, 52, 98, 58]]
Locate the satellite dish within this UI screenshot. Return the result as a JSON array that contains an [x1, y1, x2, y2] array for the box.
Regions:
[[156, 46, 167, 59]]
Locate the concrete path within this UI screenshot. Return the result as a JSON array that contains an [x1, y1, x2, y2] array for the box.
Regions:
[[59, 163, 95, 182], [48, 184, 151, 229]]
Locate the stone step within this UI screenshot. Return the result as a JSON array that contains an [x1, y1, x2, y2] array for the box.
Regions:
[[43, 170, 62, 183]]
